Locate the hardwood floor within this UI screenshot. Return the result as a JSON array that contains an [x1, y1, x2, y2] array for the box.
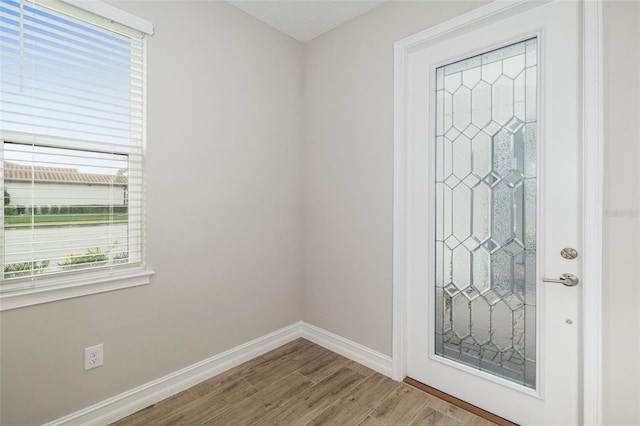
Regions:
[[112, 339, 496, 426]]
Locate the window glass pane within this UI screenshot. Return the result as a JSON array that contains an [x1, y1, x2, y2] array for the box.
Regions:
[[3, 142, 129, 278], [434, 38, 537, 389]]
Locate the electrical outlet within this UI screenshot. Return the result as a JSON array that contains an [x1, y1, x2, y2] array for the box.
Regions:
[[84, 344, 104, 370]]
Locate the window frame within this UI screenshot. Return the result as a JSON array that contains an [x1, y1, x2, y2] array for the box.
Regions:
[[0, 0, 154, 311]]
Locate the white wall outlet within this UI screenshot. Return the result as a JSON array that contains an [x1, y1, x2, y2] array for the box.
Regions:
[[84, 344, 104, 370]]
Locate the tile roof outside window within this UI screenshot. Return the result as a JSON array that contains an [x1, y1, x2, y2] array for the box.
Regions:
[[3, 161, 128, 185]]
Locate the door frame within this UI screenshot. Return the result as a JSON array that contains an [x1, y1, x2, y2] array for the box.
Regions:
[[391, 1, 604, 424]]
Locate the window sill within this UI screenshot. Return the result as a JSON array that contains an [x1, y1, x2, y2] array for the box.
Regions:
[[0, 266, 155, 311]]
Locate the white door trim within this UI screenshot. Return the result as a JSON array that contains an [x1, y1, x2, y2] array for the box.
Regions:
[[580, 1, 604, 424], [392, 1, 604, 424]]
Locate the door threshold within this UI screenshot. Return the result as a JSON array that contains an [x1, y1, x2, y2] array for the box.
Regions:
[[404, 377, 518, 426]]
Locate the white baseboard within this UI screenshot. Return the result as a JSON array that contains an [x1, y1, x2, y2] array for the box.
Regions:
[[300, 323, 393, 378], [45, 321, 393, 426]]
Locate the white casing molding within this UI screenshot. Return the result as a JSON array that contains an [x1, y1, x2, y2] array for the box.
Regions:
[[582, 0, 604, 424], [44, 322, 393, 426], [0, 268, 154, 311]]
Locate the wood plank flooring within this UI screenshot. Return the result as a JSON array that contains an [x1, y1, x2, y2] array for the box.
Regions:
[[112, 339, 496, 426]]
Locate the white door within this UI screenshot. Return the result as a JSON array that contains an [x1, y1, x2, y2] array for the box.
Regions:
[[401, 2, 581, 424]]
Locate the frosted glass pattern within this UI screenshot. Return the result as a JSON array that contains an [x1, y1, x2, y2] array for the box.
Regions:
[[434, 38, 537, 388]]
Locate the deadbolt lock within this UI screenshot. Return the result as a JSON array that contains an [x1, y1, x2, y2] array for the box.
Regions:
[[560, 247, 578, 260]]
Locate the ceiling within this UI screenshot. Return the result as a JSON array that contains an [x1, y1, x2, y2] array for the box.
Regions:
[[226, 1, 387, 42]]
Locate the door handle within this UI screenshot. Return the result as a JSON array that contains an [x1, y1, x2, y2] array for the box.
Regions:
[[542, 273, 579, 287]]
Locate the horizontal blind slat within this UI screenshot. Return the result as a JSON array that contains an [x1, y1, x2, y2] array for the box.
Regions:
[[1, 97, 132, 127], [2, 134, 143, 155], [1, 74, 140, 112]]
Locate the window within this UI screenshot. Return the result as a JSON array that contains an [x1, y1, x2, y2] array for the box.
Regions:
[[0, 0, 153, 310]]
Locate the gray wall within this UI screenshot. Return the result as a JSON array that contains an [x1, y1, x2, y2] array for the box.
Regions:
[[0, 1, 303, 424], [1, 1, 638, 425], [603, 1, 640, 423]]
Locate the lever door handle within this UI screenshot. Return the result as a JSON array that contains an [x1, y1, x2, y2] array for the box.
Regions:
[[542, 273, 579, 287]]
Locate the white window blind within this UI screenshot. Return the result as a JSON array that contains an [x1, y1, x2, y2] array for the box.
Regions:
[[0, 0, 152, 303]]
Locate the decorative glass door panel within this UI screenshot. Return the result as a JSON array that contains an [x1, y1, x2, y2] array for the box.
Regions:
[[434, 38, 538, 388]]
